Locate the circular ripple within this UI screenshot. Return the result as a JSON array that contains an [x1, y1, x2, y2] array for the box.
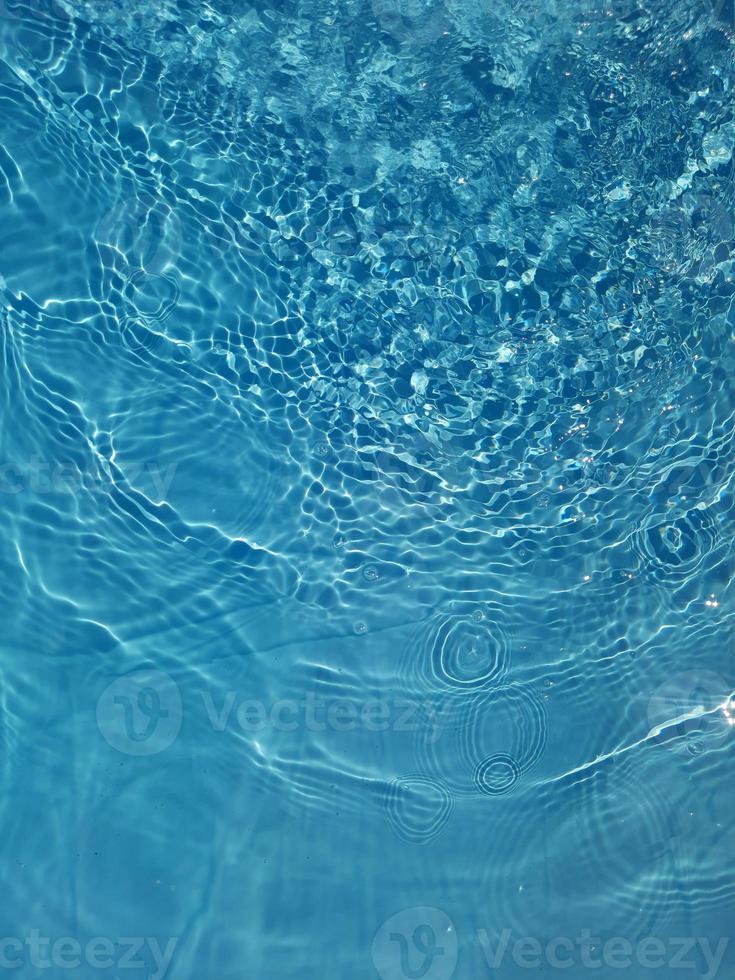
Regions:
[[383, 773, 454, 844], [476, 758, 681, 939], [120, 316, 168, 358], [96, 189, 182, 275], [632, 508, 721, 584], [405, 609, 511, 694], [462, 684, 548, 777], [410, 682, 548, 799], [474, 753, 521, 796], [123, 270, 180, 323], [564, 761, 681, 935], [432, 616, 509, 690]]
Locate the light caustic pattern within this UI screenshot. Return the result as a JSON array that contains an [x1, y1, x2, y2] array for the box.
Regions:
[[0, 0, 733, 978]]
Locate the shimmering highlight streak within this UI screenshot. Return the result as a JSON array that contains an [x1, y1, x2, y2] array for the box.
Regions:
[[0, 0, 733, 976]]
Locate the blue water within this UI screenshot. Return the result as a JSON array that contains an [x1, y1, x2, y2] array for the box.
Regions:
[[1, 0, 734, 977]]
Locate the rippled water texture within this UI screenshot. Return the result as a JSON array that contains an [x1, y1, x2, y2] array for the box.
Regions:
[[1, 0, 734, 977]]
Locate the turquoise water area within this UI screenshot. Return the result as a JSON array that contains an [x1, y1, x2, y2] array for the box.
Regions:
[[0, 0, 734, 977]]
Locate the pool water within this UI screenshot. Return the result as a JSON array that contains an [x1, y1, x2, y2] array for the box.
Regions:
[[0, 0, 733, 977]]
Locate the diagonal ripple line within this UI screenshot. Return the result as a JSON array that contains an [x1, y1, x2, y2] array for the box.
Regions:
[[545, 688, 735, 787]]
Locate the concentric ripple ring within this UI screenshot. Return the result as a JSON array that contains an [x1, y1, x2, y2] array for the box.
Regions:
[[474, 753, 521, 796], [383, 773, 454, 844]]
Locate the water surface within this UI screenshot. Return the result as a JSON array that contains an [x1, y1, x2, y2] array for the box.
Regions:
[[0, 0, 734, 977]]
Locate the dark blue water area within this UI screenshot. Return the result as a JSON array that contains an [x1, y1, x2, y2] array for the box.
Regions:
[[0, 0, 734, 977]]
